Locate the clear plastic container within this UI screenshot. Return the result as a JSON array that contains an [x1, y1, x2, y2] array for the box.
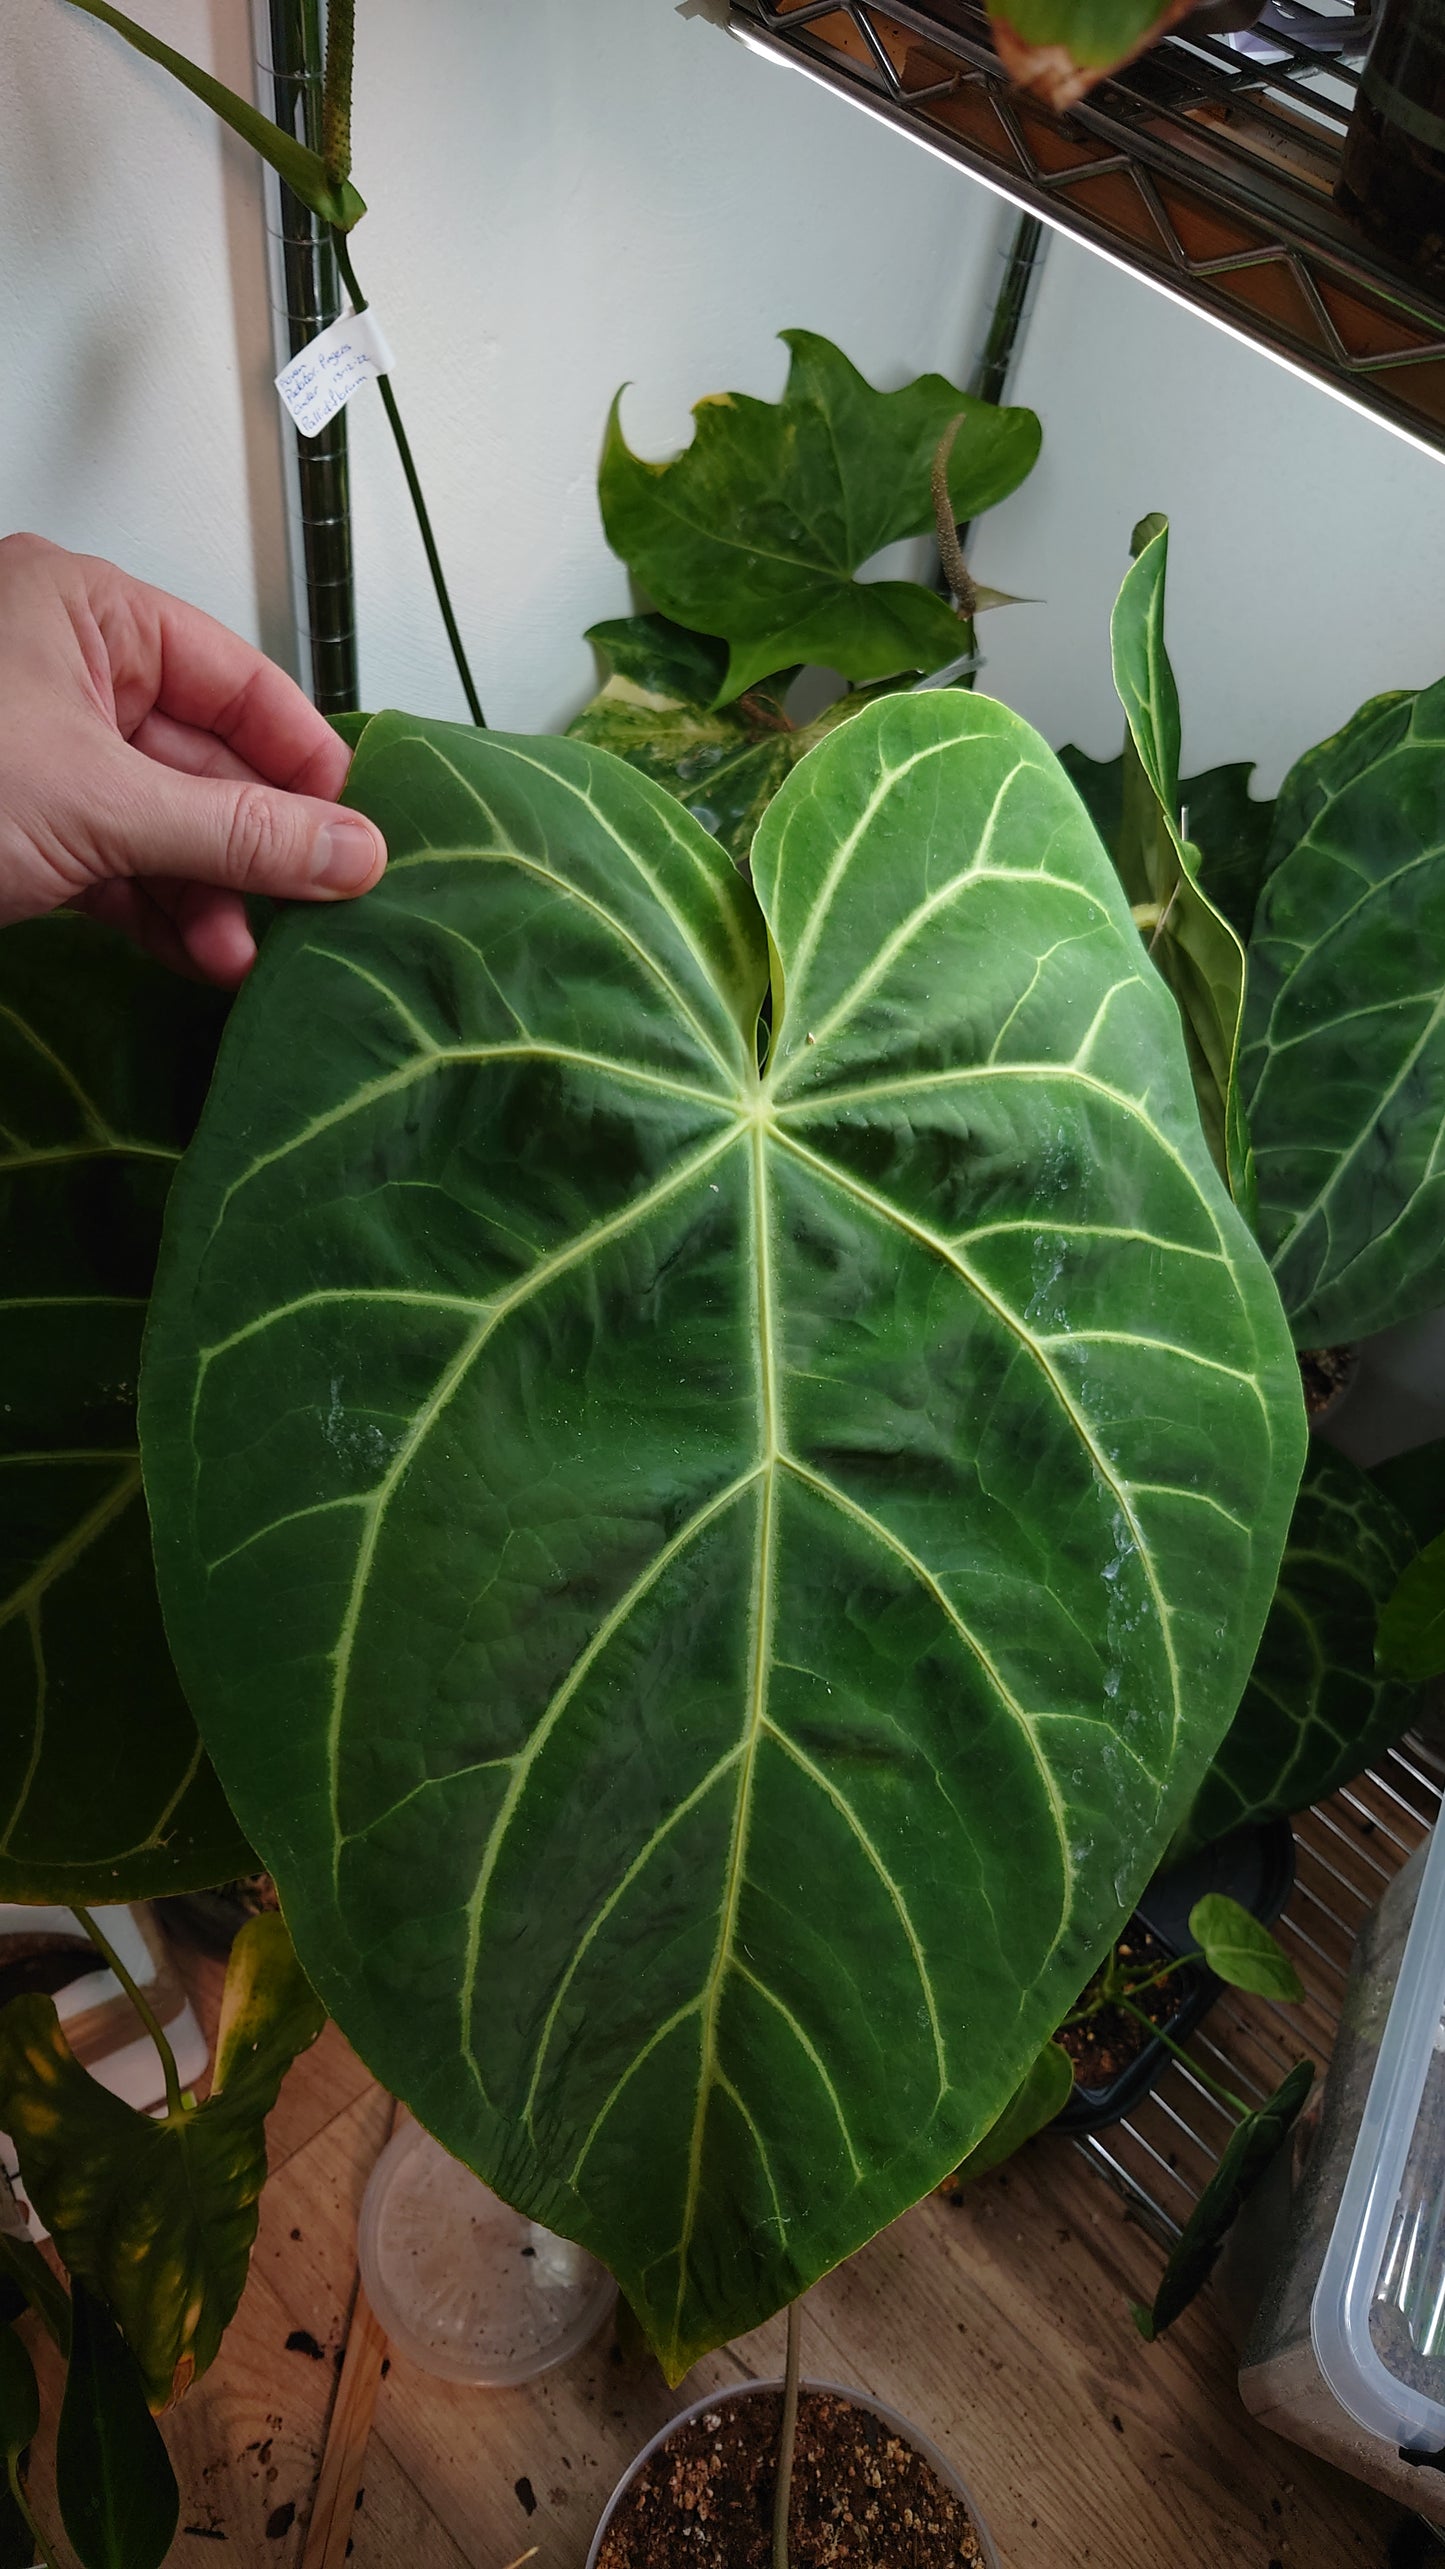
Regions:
[[1241, 1816, 1445, 2513], [356, 2119, 615, 2385], [586, 2378, 1002, 2568]]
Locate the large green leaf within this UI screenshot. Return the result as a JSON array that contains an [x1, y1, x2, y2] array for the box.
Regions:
[[61, 0, 365, 228], [599, 330, 1040, 702], [138, 697, 1303, 2378], [1170, 1447, 1417, 1857], [0, 1914, 323, 2409], [1242, 680, 1445, 1344], [567, 614, 898, 867], [55, 2284, 177, 2569], [0, 917, 251, 1901], [947, 2039, 1073, 2184], [1108, 520, 1252, 1208], [987, 0, 1199, 106]]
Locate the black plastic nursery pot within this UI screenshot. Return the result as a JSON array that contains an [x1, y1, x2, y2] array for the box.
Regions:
[[586, 2379, 1000, 2569], [1054, 1816, 1296, 2135]]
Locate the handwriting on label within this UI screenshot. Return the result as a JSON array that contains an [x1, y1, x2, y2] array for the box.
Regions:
[[275, 308, 394, 440]]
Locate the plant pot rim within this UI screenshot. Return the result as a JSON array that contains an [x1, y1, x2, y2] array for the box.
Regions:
[[584, 2372, 1003, 2569]]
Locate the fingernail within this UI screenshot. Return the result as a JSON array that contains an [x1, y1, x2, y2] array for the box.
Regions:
[[312, 818, 383, 891]]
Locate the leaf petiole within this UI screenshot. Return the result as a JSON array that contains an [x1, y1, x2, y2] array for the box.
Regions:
[[1115, 1997, 1250, 2119], [72, 1909, 185, 2120]]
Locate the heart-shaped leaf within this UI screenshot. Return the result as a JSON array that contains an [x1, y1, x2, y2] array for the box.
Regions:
[[568, 613, 899, 866], [0, 917, 252, 1901], [0, 1914, 323, 2409], [61, 0, 366, 228], [55, 2283, 177, 2569], [1134, 2057, 1314, 2338], [1379, 1531, 1445, 1682], [1187, 1894, 1302, 2000], [139, 698, 1303, 2378], [599, 330, 1040, 701], [1169, 1447, 1417, 1857], [947, 2039, 1074, 2184], [1108, 519, 1252, 1208], [1242, 679, 1445, 1344]]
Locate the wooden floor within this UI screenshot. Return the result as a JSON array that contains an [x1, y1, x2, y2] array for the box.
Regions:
[[23, 1942, 1409, 2568]]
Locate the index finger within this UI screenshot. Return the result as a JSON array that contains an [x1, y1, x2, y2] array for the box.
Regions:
[[104, 567, 351, 799]]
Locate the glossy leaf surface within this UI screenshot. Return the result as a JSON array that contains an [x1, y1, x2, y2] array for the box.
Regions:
[[0, 918, 250, 1901], [1170, 1447, 1415, 1856], [141, 699, 1302, 2376], [1378, 1531, 1445, 1682], [55, 2284, 177, 2569], [947, 2040, 1073, 2183], [599, 331, 1040, 700], [568, 614, 890, 866], [0, 1915, 323, 2408], [1187, 1894, 1302, 2000], [1109, 520, 1251, 1205], [1134, 2057, 1313, 2338], [1243, 680, 1445, 1343], [62, 0, 365, 227]]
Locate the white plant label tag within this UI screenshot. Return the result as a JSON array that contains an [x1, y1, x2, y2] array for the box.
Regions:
[[275, 307, 394, 440]]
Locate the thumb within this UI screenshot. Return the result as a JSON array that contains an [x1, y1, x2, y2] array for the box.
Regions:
[[99, 748, 386, 901]]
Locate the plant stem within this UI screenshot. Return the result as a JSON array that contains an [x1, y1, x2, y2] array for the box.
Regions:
[[7, 2455, 61, 2569], [330, 233, 486, 727], [772, 2299, 803, 2569], [1116, 1997, 1250, 2119], [72, 1909, 184, 2121]]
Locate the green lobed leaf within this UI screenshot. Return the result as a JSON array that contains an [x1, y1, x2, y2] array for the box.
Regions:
[[1134, 2057, 1314, 2338], [0, 1915, 323, 2409], [567, 613, 899, 866], [55, 2283, 177, 2569], [1108, 518, 1252, 1209], [1170, 1447, 1417, 1857], [947, 2040, 1074, 2183], [1242, 679, 1445, 1344], [1378, 1530, 1445, 1682], [61, 0, 366, 228], [599, 330, 1040, 702], [0, 916, 252, 1901], [138, 696, 1303, 2378], [1187, 1894, 1302, 2000]]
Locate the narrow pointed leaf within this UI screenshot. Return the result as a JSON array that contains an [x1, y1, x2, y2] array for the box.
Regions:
[[599, 331, 1040, 700], [1170, 1447, 1417, 1856], [0, 918, 252, 1901], [1134, 2058, 1314, 2338], [55, 2284, 177, 2569], [61, 0, 365, 228], [1058, 748, 1275, 948], [947, 2040, 1073, 2183], [139, 698, 1302, 2377], [1379, 1530, 1445, 1682], [567, 613, 900, 865], [1109, 518, 1252, 1208], [1242, 680, 1445, 1345], [1187, 1894, 1302, 2000], [0, 1917, 323, 2408]]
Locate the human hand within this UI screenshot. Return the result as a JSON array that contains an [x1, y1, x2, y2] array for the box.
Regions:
[[0, 533, 386, 985]]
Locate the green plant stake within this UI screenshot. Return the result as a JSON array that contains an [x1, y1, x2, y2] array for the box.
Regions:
[[139, 694, 1303, 2377], [55, 2283, 178, 2569]]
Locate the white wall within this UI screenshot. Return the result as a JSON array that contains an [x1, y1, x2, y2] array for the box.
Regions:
[[1, 0, 1013, 728], [969, 232, 1445, 793]]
